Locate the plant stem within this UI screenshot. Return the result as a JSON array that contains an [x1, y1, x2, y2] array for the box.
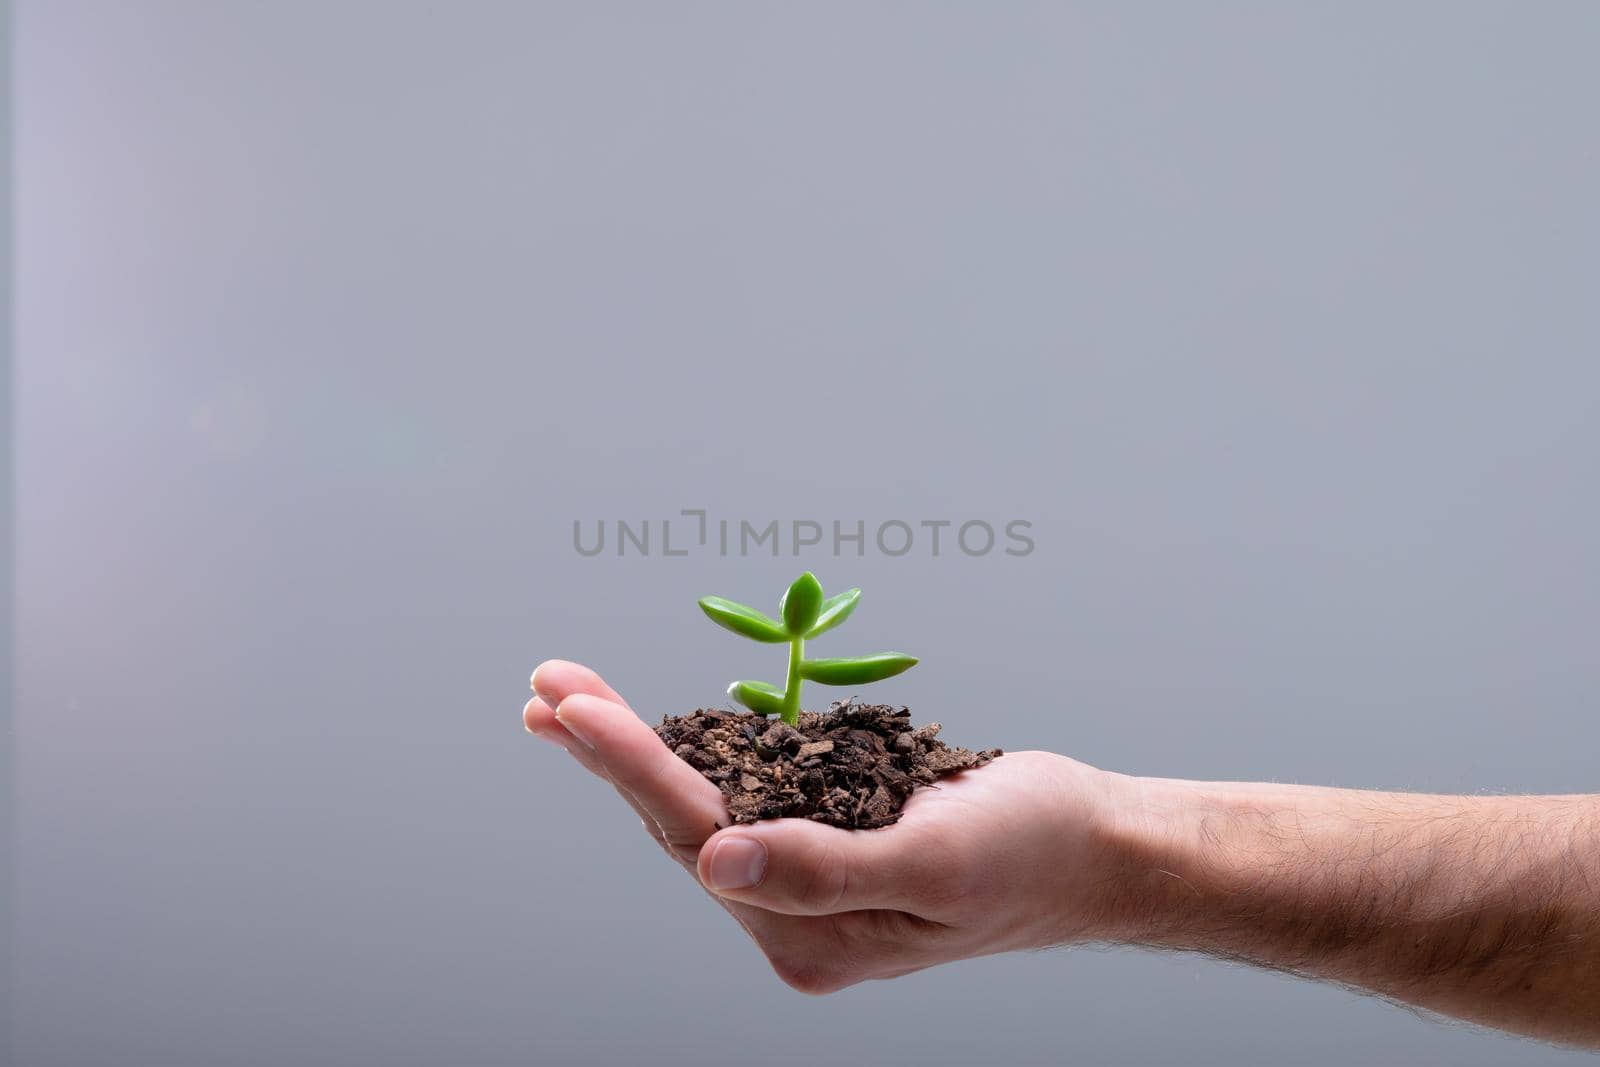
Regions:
[[781, 636, 804, 725]]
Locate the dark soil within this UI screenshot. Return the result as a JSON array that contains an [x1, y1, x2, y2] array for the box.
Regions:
[[656, 700, 1002, 829]]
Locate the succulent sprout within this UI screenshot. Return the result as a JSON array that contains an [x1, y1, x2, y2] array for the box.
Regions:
[[699, 572, 918, 725]]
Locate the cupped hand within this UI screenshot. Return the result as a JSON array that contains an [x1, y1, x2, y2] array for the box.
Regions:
[[524, 660, 1125, 993]]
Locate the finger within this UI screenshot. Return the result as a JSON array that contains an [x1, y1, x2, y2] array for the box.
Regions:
[[554, 693, 727, 857], [524, 695, 613, 775], [526, 659, 633, 758], [523, 692, 560, 733], [531, 659, 632, 710], [695, 819, 928, 916], [524, 698, 686, 863]]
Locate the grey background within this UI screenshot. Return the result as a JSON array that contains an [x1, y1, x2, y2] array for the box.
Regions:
[[2, 0, 13, 1059], [12, 2, 1600, 1064]]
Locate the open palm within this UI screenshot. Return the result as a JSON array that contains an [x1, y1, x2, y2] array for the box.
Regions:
[[524, 660, 1112, 992]]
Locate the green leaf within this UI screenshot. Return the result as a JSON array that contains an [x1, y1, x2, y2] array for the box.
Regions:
[[727, 680, 786, 717], [804, 587, 860, 639], [798, 653, 919, 686], [698, 597, 790, 643], [779, 571, 825, 636]]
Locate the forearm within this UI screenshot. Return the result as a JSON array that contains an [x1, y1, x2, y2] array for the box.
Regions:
[[1093, 774, 1600, 1045]]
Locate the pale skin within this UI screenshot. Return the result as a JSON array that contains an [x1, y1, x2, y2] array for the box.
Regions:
[[523, 660, 1600, 1047]]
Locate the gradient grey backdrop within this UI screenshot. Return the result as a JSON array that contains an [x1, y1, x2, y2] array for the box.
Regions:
[[12, 2, 1600, 1064]]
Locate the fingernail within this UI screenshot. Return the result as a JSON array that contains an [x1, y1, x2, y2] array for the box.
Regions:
[[531, 666, 560, 710], [707, 836, 766, 891], [553, 702, 595, 750]]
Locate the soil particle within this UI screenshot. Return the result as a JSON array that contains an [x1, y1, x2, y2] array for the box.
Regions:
[[655, 700, 1002, 829]]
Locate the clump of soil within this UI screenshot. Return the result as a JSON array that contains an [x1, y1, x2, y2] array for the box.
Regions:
[[656, 700, 1002, 829]]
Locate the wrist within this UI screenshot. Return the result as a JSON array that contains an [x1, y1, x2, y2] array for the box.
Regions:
[[1083, 773, 1237, 946], [1009, 756, 1258, 948], [1088, 775, 1351, 947]]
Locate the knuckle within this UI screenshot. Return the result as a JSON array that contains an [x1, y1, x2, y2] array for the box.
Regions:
[[794, 840, 850, 911], [644, 743, 685, 787], [765, 915, 883, 994], [832, 908, 920, 947], [830, 909, 952, 976], [660, 830, 703, 866], [766, 950, 853, 996], [897, 827, 982, 914]]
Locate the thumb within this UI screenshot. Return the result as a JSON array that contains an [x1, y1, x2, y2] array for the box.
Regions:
[[697, 819, 927, 916]]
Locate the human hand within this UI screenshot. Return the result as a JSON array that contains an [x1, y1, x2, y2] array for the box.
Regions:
[[523, 660, 1127, 993]]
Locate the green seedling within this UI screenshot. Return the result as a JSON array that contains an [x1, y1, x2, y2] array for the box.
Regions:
[[698, 572, 918, 726]]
